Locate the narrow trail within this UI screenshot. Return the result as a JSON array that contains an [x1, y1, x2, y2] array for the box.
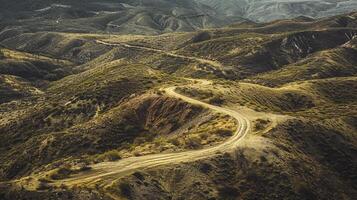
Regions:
[[96, 40, 224, 70], [54, 80, 251, 188]]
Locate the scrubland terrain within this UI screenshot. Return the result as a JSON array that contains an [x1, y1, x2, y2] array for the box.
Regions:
[[0, 9, 356, 200]]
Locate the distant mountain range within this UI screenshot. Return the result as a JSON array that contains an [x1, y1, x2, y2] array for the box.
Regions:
[[196, 0, 357, 22], [1, 9, 357, 199], [1, 0, 357, 34], [0, 0, 239, 34]]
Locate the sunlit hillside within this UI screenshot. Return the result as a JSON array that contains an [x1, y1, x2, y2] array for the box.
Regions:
[[0, 2, 356, 200]]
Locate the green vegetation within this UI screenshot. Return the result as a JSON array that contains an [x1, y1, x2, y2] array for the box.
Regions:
[[48, 166, 73, 180], [254, 119, 271, 131], [94, 150, 122, 162], [0, 10, 356, 200]]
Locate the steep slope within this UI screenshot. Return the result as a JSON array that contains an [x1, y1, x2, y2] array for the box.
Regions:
[[176, 28, 357, 78], [251, 45, 357, 86], [0, 60, 237, 183], [0, 48, 73, 81], [0, 75, 43, 103], [0, 47, 73, 103], [0, 10, 356, 200], [1, 77, 356, 200]]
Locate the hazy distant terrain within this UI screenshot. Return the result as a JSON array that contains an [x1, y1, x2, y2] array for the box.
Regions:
[[197, 0, 357, 22], [0, 0, 239, 34], [1, 0, 357, 35]]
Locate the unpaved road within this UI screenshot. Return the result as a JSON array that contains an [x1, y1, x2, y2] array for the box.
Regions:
[[96, 40, 224, 70], [55, 80, 251, 187]]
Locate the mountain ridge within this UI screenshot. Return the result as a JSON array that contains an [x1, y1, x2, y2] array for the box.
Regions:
[[1, 0, 357, 35], [0, 3, 356, 200]]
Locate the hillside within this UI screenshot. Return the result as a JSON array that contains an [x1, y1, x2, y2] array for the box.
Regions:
[[0, 10, 356, 200]]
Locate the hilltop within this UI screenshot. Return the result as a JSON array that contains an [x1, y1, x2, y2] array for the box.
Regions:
[[0, 10, 356, 200]]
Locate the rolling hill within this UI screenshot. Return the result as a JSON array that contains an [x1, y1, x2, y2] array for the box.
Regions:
[[1, 0, 357, 35], [0, 0, 239, 35], [0, 5, 356, 200]]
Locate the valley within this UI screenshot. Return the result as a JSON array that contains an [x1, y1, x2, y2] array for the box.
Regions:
[[0, 3, 356, 200]]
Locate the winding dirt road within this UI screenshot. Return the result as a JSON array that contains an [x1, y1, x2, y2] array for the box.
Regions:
[[96, 40, 224, 70], [55, 80, 251, 188]]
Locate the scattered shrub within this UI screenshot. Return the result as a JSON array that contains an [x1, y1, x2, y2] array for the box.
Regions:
[[36, 178, 52, 190], [218, 186, 240, 199], [209, 96, 224, 105], [199, 163, 212, 174], [168, 137, 180, 146], [77, 163, 92, 172], [216, 129, 234, 137], [185, 135, 202, 149], [132, 171, 145, 181], [49, 166, 73, 180], [156, 90, 164, 95], [200, 132, 209, 140], [96, 150, 122, 162], [133, 151, 142, 157], [191, 31, 212, 43], [119, 182, 132, 198], [254, 119, 271, 131]]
